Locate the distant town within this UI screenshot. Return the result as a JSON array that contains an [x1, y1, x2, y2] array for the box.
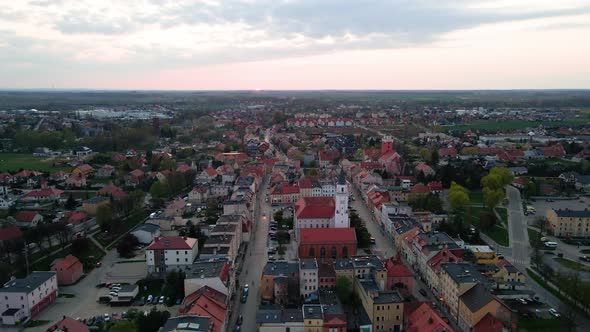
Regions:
[[0, 90, 589, 332]]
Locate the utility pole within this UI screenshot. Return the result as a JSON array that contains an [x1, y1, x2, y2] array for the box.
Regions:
[[23, 241, 30, 275]]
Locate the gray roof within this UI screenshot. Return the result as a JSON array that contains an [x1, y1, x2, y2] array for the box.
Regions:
[[459, 283, 495, 313], [160, 315, 211, 332], [186, 260, 228, 279], [417, 231, 456, 246], [303, 305, 323, 319], [211, 224, 237, 233], [205, 234, 234, 245], [334, 258, 354, 270], [300, 258, 318, 270], [441, 263, 482, 285], [217, 214, 245, 224], [282, 309, 303, 323], [134, 223, 160, 234], [263, 261, 299, 276], [200, 247, 230, 255], [554, 209, 590, 218], [119, 284, 138, 293], [0, 271, 56, 294], [373, 291, 403, 304], [257, 309, 282, 323]]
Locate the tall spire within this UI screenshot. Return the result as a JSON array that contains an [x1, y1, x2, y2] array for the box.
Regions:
[[338, 167, 346, 185]]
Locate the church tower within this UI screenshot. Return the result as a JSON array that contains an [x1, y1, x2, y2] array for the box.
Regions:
[[381, 136, 394, 156], [334, 168, 349, 228]]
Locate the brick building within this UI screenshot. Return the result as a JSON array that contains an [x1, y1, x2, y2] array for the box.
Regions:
[[298, 228, 357, 259]]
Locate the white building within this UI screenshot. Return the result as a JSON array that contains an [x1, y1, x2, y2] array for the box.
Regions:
[[299, 259, 318, 299], [0, 271, 58, 325], [131, 223, 161, 244], [145, 236, 199, 274], [333, 170, 349, 228]]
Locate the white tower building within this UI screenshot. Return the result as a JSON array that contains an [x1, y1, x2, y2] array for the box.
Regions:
[[334, 169, 350, 228]]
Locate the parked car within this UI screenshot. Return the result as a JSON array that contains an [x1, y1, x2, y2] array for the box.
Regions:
[[370, 237, 376, 244], [104, 313, 110, 322], [147, 295, 153, 303], [580, 256, 590, 262], [159, 296, 165, 304], [518, 298, 527, 305], [237, 315, 243, 325], [139, 296, 146, 306], [549, 308, 561, 317], [419, 289, 428, 297]]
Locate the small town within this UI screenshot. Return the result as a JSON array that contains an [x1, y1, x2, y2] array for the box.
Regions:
[[1, 1, 590, 331], [0, 92, 589, 332]]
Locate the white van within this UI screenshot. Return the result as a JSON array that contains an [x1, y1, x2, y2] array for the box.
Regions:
[[544, 241, 558, 248]]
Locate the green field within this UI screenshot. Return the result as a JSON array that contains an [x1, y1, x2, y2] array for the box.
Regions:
[[0, 153, 70, 172], [446, 119, 589, 133], [469, 205, 510, 246], [528, 228, 541, 244], [517, 317, 563, 331], [553, 257, 590, 272], [495, 207, 508, 225]]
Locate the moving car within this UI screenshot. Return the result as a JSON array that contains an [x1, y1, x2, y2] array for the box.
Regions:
[[237, 315, 243, 325], [549, 308, 561, 317]]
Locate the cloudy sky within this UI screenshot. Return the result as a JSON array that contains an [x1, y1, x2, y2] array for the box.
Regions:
[[1, 0, 590, 90]]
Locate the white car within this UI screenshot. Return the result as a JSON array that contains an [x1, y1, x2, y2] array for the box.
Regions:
[[549, 308, 561, 317]]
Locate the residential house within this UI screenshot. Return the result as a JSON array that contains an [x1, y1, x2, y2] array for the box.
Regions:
[[146, 236, 199, 274], [46, 316, 89, 332], [405, 302, 454, 332], [50, 255, 83, 285], [257, 308, 304, 332], [184, 260, 232, 296], [65, 173, 86, 188], [97, 184, 127, 200], [439, 263, 483, 320], [547, 208, 590, 237], [458, 283, 513, 332], [261, 261, 299, 305], [96, 165, 115, 178], [22, 188, 64, 202], [72, 164, 94, 176], [178, 286, 227, 332], [15, 211, 44, 228], [82, 196, 110, 215], [160, 315, 213, 332], [300, 258, 319, 300], [125, 169, 145, 187]]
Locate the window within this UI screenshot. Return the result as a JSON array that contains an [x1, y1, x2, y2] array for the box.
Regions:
[[342, 246, 348, 258], [176, 251, 179, 254], [177, 258, 179, 262], [320, 247, 326, 258], [308, 247, 315, 257], [331, 247, 337, 258]]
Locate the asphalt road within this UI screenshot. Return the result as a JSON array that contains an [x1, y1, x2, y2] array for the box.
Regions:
[[229, 175, 270, 332], [506, 185, 530, 267]]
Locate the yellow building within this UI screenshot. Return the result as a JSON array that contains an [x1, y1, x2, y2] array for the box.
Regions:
[[356, 279, 404, 332], [458, 283, 513, 332], [546, 208, 590, 237], [466, 245, 501, 265], [493, 261, 526, 286], [82, 196, 110, 215], [303, 305, 323, 332], [439, 263, 480, 320]]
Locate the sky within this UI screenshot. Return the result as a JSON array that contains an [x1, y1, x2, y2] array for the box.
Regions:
[[1, 0, 590, 90]]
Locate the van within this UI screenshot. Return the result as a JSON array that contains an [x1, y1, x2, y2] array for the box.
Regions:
[[544, 242, 558, 248]]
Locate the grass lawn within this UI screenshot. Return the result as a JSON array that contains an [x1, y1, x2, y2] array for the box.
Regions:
[[109, 320, 137, 332], [0, 153, 70, 172], [495, 207, 508, 225], [98, 209, 151, 248], [528, 228, 541, 244], [470, 192, 484, 205], [553, 257, 590, 272], [517, 317, 563, 331], [486, 225, 510, 247]]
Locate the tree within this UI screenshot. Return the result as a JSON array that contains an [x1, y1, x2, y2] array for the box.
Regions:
[[130, 189, 145, 209], [136, 309, 170, 332], [336, 276, 353, 304], [481, 167, 513, 210], [116, 233, 139, 258], [65, 194, 77, 210], [96, 204, 113, 231], [150, 181, 170, 199], [448, 182, 470, 211]]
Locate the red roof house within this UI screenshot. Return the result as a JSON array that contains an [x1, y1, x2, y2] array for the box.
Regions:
[[46, 316, 89, 332], [0, 226, 23, 242], [51, 255, 84, 285], [15, 211, 44, 227], [295, 197, 335, 220], [405, 302, 454, 332], [98, 184, 127, 200]]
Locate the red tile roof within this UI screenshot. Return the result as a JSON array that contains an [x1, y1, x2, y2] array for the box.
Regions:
[[25, 188, 64, 198], [98, 184, 127, 199], [204, 166, 218, 177], [299, 228, 357, 245], [15, 211, 41, 223], [146, 236, 197, 250], [182, 286, 227, 332], [295, 197, 335, 219], [270, 183, 300, 195], [319, 149, 340, 161], [385, 257, 413, 279], [46, 316, 89, 332], [51, 255, 81, 271], [406, 302, 453, 332], [0, 226, 23, 241], [473, 312, 503, 332], [438, 147, 458, 157], [65, 211, 87, 224]]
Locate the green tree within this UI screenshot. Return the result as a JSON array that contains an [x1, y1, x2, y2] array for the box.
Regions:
[[336, 276, 353, 304], [481, 167, 513, 210], [136, 309, 170, 332], [96, 204, 113, 231], [448, 181, 470, 211], [116, 233, 139, 258]]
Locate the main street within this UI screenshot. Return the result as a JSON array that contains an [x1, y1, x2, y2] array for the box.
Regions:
[[228, 171, 271, 332]]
